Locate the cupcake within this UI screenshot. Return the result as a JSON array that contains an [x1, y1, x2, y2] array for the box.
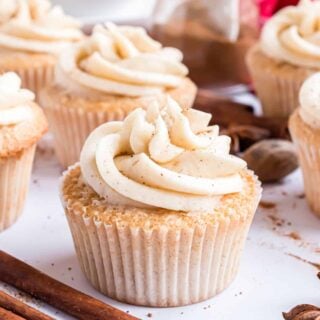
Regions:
[[0, 0, 83, 95], [247, 0, 320, 117], [289, 72, 320, 217], [60, 97, 261, 307], [0, 72, 47, 231], [40, 23, 197, 169]]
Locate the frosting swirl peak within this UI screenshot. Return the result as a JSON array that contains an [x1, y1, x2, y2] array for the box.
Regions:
[[58, 23, 189, 97], [261, 0, 320, 68], [0, 0, 83, 54], [0, 72, 35, 126], [80, 97, 247, 212]]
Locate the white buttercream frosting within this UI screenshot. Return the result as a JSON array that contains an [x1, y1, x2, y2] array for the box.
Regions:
[[299, 72, 320, 128], [58, 23, 189, 97], [261, 0, 320, 68], [0, 0, 83, 54], [80, 97, 247, 212], [0, 72, 35, 126]]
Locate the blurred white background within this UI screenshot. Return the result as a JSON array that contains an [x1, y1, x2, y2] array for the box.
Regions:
[[51, 0, 156, 23]]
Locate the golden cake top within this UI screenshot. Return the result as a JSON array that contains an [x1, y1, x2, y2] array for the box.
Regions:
[[0, 72, 47, 157]]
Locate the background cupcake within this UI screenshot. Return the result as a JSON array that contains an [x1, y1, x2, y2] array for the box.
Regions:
[[61, 97, 261, 307], [247, 0, 320, 117], [289, 72, 320, 217], [40, 23, 197, 168], [0, 0, 83, 95], [0, 72, 47, 231]]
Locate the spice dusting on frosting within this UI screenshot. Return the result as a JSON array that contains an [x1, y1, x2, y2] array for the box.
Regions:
[[80, 97, 247, 212], [58, 23, 189, 97], [0, 72, 34, 126]]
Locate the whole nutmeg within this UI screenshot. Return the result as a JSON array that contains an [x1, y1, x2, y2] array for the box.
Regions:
[[283, 304, 320, 320], [242, 139, 298, 183]]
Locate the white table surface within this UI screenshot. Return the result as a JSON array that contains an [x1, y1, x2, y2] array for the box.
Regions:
[[0, 124, 320, 319], [1, 2, 319, 319]]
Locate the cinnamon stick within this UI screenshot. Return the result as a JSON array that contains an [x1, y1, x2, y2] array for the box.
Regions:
[[0, 306, 26, 320], [0, 251, 138, 320], [195, 89, 289, 140], [0, 291, 53, 320]]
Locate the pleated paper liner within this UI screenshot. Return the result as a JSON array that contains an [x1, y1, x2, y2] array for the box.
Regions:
[[289, 110, 320, 217], [42, 104, 127, 168], [0, 63, 55, 100], [0, 145, 36, 231], [246, 45, 316, 118], [61, 165, 262, 307]]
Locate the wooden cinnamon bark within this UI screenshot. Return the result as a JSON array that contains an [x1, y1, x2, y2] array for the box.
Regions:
[[0, 251, 138, 320], [0, 306, 26, 320], [195, 89, 289, 140], [0, 291, 53, 320]]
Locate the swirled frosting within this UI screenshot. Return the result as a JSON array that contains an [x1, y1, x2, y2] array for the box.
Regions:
[[0, 0, 83, 54], [299, 72, 320, 128], [261, 0, 320, 68], [0, 72, 35, 126], [58, 23, 189, 97], [80, 97, 247, 212]]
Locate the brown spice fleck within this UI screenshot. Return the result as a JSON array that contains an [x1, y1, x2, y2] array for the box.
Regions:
[[268, 214, 285, 227], [296, 193, 305, 199], [285, 232, 301, 241], [286, 253, 320, 271], [147, 313, 152, 318], [259, 201, 276, 209]]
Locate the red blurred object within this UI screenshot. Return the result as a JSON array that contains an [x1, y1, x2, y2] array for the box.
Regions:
[[275, 0, 299, 10], [258, 0, 299, 25]]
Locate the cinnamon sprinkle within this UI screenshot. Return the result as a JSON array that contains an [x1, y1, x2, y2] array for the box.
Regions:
[[286, 253, 320, 271], [285, 232, 302, 241], [259, 201, 276, 209]]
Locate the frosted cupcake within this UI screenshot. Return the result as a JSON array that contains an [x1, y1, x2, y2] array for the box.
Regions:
[[289, 73, 320, 217], [0, 72, 47, 231], [0, 0, 83, 95], [61, 97, 261, 307], [247, 0, 320, 117], [40, 23, 197, 168]]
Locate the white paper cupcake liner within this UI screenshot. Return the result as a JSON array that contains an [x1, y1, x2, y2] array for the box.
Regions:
[[43, 105, 127, 168], [0, 145, 36, 231], [246, 46, 315, 118], [0, 64, 54, 100], [249, 65, 308, 117], [290, 117, 320, 217], [61, 169, 261, 307]]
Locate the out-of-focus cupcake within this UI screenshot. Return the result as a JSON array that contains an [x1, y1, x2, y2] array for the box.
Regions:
[[0, 72, 47, 231], [60, 96, 261, 307], [289, 72, 320, 217], [40, 23, 197, 168], [247, 0, 320, 117], [0, 0, 83, 95]]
